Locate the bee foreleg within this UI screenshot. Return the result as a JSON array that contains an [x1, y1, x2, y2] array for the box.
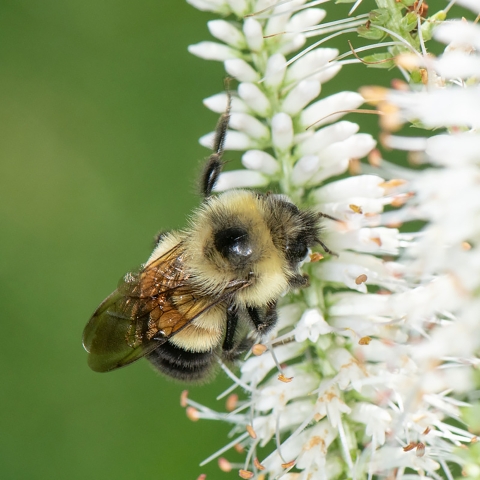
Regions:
[[247, 302, 278, 334]]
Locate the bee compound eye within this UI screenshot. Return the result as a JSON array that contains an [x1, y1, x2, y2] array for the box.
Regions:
[[214, 227, 252, 261]]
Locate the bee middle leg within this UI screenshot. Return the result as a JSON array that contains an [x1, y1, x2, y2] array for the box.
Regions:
[[247, 302, 278, 334], [222, 304, 253, 362]]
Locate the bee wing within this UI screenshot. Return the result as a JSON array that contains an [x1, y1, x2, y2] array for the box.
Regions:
[[83, 243, 250, 372]]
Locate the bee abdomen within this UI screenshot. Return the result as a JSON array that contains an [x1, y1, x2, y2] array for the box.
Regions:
[[147, 341, 216, 382]]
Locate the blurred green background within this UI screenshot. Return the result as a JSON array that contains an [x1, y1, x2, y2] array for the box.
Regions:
[[0, 1, 465, 479]]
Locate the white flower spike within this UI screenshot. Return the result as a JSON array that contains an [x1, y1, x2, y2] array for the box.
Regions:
[[185, 0, 480, 478]]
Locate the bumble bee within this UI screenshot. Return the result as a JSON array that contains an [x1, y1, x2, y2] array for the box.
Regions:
[[83, 94, 334, 382]]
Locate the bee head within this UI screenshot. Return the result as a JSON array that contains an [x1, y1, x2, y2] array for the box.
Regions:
[[213, 226, 253, 267]]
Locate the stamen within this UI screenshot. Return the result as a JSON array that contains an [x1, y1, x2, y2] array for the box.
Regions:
[[348, 40, 394, 65], [225, 393, 238, 412], [216, 382, 238, 401], [218, 457, 232, 472], [246, 424, 257, 439], [355, 274, 368, 285], [285, 28, 360, 68], [335, 41, 401, 62], [415, 442, 426, 457], [349, 204, 363, 214], [338, 417, 354, 472], [403, 441, 417, 452], [200, 431, 250, 466], [306, 108, 382, 130], [265, 0, 330, 20], [238, 470, 254, 479], [218, 360, 255, 393], [180, 390, 189, 408], [310, 252, 324, 262], [234, 443, 245, 453], [252, 343, 268, 355], [278, 373, 294, 382], [186, 407, 200, 421], [254, 458, 265, 471], [349, 0, 364, 15]]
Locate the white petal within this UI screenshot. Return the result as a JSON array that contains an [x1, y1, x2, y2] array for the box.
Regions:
[[188, 41, 238, 61], [271, 113, 293, 151], [213, 170, 269, 191], [199, 130, 253, 150], [254, 0, 277, 11], [434, 21, 480, 50], [308, 159, 350, 185], [278, 34, 306, 56], [285, 48, 339, 83], [230, 112, 270, 140], [456, 0, 480, 14], [281, 80, 321, 116], [329, 227, 399, 255], [426, 133, 480, 165], [203, 92, 248, 113], [264, 53, 287, 90], [186, 0, 228, 13], [287, 8, 326, 32], [383, 135, 427, 151], [295, 121, 359, 156], [292, 155, 320, 186], [208, 20, 245, 49], [238, 82, 271, 116], [227, 0, 248, 16], [313, 174, 385, 203], [241, 342, 303, 384], [243, 18, 264, 52], [295, 308, 333, 343], [242, 150, 279, 175], [309, 134, 375, 177], [312, 62, 342, 84], [434, 51, 480, 79], [224, 58, 260, 82], [299, 91, 364, 129], [389, 87, 480, 128]]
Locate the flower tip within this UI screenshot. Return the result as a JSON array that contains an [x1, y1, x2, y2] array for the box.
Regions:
[[416, 442, 426, 457], [225, 393, 238, 412], [246, 424, 257, 439], [239, 470, 254, 479], [186, 406, 200, 421], [180, 390, 189, 407], [310, 252, 324, 262], [278, 373, 294, 383], [355, 274, 368, 285], [234, 443, 245, 453], [218, 457, 232, 472], [358, 86, 388, 105], [252, 343, 268, 356], [253, 458, 266, 471]]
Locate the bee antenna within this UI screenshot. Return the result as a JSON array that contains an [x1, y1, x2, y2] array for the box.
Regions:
[[316, 212, 340, 257], [317, 239, 339, 257], [200, 78, 233, 198], [317, 211, 341, 222]]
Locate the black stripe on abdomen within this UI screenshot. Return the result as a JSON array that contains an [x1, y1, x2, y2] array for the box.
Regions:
[[147, 341, 216, 382]]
